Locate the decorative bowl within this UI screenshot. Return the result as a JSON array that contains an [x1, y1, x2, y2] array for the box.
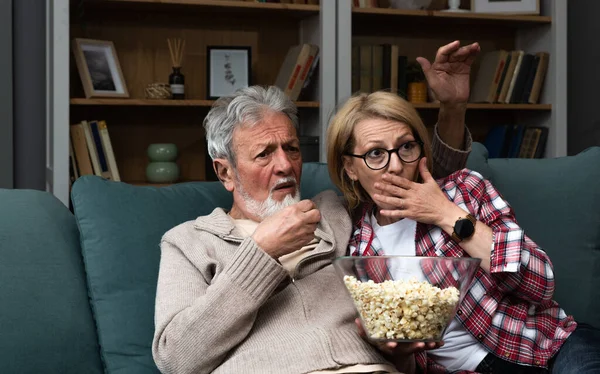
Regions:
[[333, 256, 480, 342]]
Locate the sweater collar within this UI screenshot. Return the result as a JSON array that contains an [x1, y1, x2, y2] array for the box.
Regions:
[[193, 208, 238, 238], [193, 206, 333, 245]]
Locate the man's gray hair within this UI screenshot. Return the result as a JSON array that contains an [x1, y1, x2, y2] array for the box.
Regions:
[[203, 85, 299, 163]]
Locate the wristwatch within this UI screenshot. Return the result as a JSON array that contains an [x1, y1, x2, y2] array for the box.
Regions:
[[451, 214, 476, 243]]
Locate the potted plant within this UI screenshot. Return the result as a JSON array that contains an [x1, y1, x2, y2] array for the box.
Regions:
[[406, 61, 427, 103]]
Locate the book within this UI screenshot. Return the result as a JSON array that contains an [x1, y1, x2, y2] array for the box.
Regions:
[[371, 45, 383, 92], [534, 126, 549, 158], [509, 53, 534, 103], [397, 55, 408, 99], [274, 44, 312, 98], [381, 44, 399, 94], [498, 50, 522, 103], [493, 52, 511, 102], [289, 44, 319, 100], [98, 120, 121, 182], [352, 45, 360, 93], [507, 124, 525, 158], [80, 121, 103, 177], [483, 125, 510, 158], [69, 137, 80, 182], [359, 45, 372, 93], [520, 54, 540, 103], [528, 52, 550, 104], [70, 123, 94, 176], [504, 51, 525, 104], [470, 50, 509, 103], [89, 120, 113, 180], [518, 127, 541, 158]]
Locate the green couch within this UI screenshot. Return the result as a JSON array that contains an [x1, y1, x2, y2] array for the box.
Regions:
[[1, 143, 599, 374]]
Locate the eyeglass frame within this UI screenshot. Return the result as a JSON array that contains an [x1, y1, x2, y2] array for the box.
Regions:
[[344, 140, 425, 171]]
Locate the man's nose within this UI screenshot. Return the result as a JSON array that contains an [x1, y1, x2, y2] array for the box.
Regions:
[[386, 151, 404, 175], [273, 148, 293, 174]]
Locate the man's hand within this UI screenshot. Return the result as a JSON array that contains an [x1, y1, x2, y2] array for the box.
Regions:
[[252, 199, 321, 258], [417, 40, 480, 105], [354, 318, 443, 374], [373, 158, 456, 226]]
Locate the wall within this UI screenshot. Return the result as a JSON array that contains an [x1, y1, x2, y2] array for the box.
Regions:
[[13, 0, 47, 190], [0, 0, 13, 189], [568, 2, 600, 155]]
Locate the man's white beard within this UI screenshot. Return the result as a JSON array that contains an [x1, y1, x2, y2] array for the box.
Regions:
[[237, 177, 300, 221]]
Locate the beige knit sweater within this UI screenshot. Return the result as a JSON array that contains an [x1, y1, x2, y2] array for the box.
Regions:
[[153, 190, 389, 374], [152, 126, 471, 374]]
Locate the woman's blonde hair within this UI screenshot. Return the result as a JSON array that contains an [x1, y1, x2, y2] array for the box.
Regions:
[[326, 91, 433, 210]]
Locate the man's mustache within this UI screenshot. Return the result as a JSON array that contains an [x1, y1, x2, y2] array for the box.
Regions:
[[270, 177, 298, 193]]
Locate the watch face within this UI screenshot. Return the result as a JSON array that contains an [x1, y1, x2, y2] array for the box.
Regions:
[[455, 218, 475, 239]]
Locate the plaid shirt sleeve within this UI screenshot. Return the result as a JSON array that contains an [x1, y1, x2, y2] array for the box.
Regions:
[[465, 171, 555, 304]]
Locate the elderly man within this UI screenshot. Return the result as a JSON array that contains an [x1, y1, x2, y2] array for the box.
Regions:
[[152, 41, 480, 374]]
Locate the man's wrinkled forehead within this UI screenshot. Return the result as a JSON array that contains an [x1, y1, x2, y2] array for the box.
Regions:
[[232, 117, 299, 151]]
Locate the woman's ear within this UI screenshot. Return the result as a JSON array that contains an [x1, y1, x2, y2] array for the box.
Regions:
[[213, 159, 235, 192], [342, 155, 358, 182]]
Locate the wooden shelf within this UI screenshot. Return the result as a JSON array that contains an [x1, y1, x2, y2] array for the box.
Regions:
[[70, 98, 320, 108], [352, 7, 551, 25], [85, 0, 320, 17], [127, 180, 203, 187], [407, 103, 551, 110]]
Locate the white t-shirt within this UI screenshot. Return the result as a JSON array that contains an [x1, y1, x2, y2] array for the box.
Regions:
[[371, 214, 488, 372]]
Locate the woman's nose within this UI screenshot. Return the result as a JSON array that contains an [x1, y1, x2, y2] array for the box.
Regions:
[[386, 151, 404, 174]]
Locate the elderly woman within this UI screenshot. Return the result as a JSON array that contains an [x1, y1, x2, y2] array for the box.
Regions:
[[326, 91, 600, 374]]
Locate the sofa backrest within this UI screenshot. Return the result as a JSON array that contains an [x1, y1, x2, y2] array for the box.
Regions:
[[0, 189, 104, 374], [467, 142, 600, 327], [67, 162, 338, 374]]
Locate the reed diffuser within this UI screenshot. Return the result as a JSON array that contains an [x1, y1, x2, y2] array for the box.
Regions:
[[167, 38, 186, 100]]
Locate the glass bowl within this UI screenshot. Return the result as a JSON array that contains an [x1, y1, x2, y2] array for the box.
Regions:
[[333, 256, 481, 343]]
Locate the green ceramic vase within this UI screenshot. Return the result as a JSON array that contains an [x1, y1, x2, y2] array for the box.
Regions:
[[146, 144, 180, 183], [147, 143, 178, 162]]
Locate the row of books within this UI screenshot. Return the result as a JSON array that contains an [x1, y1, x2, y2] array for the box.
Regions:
[[484, 124, 548, 159], [241, 0, 319, 4], [69, 120, 120, 183], [351, 44, 409, 98], [274, 43, 320, 101], [471, 50, 550, 104]]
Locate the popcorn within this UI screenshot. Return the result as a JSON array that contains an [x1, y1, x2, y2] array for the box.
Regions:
[[343, 275, 460, 340]]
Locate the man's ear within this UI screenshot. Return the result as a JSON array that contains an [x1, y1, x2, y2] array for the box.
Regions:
[[342, 155, 358, 182], [213, 158, 235, 192]]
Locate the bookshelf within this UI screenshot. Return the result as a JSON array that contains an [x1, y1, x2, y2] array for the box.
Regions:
[[337, 0, 565, 157], [47, 0, 565, 206], [64, 0, 333, 195]]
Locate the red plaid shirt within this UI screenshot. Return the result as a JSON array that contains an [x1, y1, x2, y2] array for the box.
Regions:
[[349, 169, 577, 374]]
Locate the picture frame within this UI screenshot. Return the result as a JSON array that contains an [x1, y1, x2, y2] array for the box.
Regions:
[[470, 0, 540, 15], [72, 38, 129, 99], [207, 46, 251, 100]]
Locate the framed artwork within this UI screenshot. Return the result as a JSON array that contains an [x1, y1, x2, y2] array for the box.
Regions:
[[72, 38, 129, 99], [471, 0, 540, 15], [207, 46, 251, 100]]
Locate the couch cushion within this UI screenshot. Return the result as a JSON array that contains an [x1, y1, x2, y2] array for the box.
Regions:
[[300, 162, 340, 198], [71, 177, 232, 374], [467, 143, 600, 327], [0, 189, 103, 374]]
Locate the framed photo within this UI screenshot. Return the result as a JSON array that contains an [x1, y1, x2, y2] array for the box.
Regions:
[[207, 46, 251, 100], [72, 38, 129, 98], [471, 0, 540, 15]]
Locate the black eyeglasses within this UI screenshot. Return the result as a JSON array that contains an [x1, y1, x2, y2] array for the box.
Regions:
[[345, 141, 424, 170]]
